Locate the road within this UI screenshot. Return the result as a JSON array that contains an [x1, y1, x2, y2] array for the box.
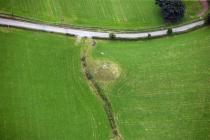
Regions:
[[0, 17, 205, 39]]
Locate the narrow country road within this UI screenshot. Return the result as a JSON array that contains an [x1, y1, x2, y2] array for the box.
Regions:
[[0, 17, 205, 39]]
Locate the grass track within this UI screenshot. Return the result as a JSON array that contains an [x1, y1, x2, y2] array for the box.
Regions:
[[0, 0, 202, 30], [0, 27, 110, 140], [90, 27, 210, 140]]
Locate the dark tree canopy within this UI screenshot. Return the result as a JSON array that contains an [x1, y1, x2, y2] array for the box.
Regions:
[[207, 13, 210, 24], [109, 33, 116, 39], [156, 0, 185, 23]]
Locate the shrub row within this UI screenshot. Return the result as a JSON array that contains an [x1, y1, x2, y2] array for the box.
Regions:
[[81, 55, 119, 137], [109, 32, 116, 40], [92, 80, 118, 135]]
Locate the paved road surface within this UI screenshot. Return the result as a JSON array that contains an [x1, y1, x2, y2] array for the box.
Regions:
[[0, 17, 205, 39]]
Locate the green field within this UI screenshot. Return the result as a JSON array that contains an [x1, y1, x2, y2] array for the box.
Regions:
[[89, 27, 210, 140], [0, 0, 209, 139], [0, 0, 202, 30], [0, 27, 111, 140]]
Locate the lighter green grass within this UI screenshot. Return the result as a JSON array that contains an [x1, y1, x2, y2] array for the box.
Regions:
[[90, 27, 210, 140], [0, 0, 202, 30], [0, 27, 110, 140]]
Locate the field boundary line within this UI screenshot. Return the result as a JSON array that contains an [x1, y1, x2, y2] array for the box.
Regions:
[[81, 47, 122, 140]]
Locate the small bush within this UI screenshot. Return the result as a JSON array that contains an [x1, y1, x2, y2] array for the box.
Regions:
[[82, 62, 87, 67], [81, 56, 86, 62], [113, 129, 118, 136], [91, 40, 96, 46], [147, 33, 151, 39], [109, 33, 116, 40], [167, 28, 173, 35], [206, 13, 210, 25], [85, 70, 93, 80]]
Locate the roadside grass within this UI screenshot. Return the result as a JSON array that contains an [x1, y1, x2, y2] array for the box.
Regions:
[[0, 0, 202, 30], [90, 27, 210, 140], [0, 27, 110, 140]]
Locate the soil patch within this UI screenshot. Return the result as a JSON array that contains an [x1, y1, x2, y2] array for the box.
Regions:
[[92, 60, 121, 81]]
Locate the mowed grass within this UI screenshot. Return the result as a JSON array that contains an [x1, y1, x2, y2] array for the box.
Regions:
[[0, 27, 110, 140], [91, 27, 210, 140], [0, 0, 202, 30]]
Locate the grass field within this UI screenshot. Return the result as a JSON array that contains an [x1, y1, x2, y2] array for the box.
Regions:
[[0, 27, 111, 140], [0, 1, 208, 139], [0, 0, 202, 30], [89, 27, 210, 140]]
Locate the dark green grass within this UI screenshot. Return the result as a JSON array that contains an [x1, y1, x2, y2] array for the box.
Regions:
[[91, 27, 210, 140], [0, 27, 110, 140], [0, 0, 202, 30]]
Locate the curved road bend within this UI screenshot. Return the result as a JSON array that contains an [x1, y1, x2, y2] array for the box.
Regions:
[[0, 17, 205, 39]]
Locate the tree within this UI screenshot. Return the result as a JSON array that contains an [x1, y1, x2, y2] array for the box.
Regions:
[[206, 13, 210, 25], [147, 33, 151, 39], [109, 33, 116, 40], [167, 28, 173, 35], [156, 0, 185, 23]]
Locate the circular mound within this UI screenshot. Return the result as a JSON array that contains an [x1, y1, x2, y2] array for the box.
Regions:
[[92, 60, 120, 82]]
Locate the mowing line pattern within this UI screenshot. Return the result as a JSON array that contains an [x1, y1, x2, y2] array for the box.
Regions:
[[91, 27, 210, 140], [0, 27, 110, 140], [0, 0, 202, 30]]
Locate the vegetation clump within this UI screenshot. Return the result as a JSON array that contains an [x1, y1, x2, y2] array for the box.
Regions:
[[109, 33, 116, 40], [167, 28, 173, 35], [206, 13, 210, 25], [155, 0, 185, 23], [147, 33, 151, 39]]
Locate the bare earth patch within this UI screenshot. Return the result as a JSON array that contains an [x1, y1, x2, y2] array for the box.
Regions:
[[92, 60, 121, 82]]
